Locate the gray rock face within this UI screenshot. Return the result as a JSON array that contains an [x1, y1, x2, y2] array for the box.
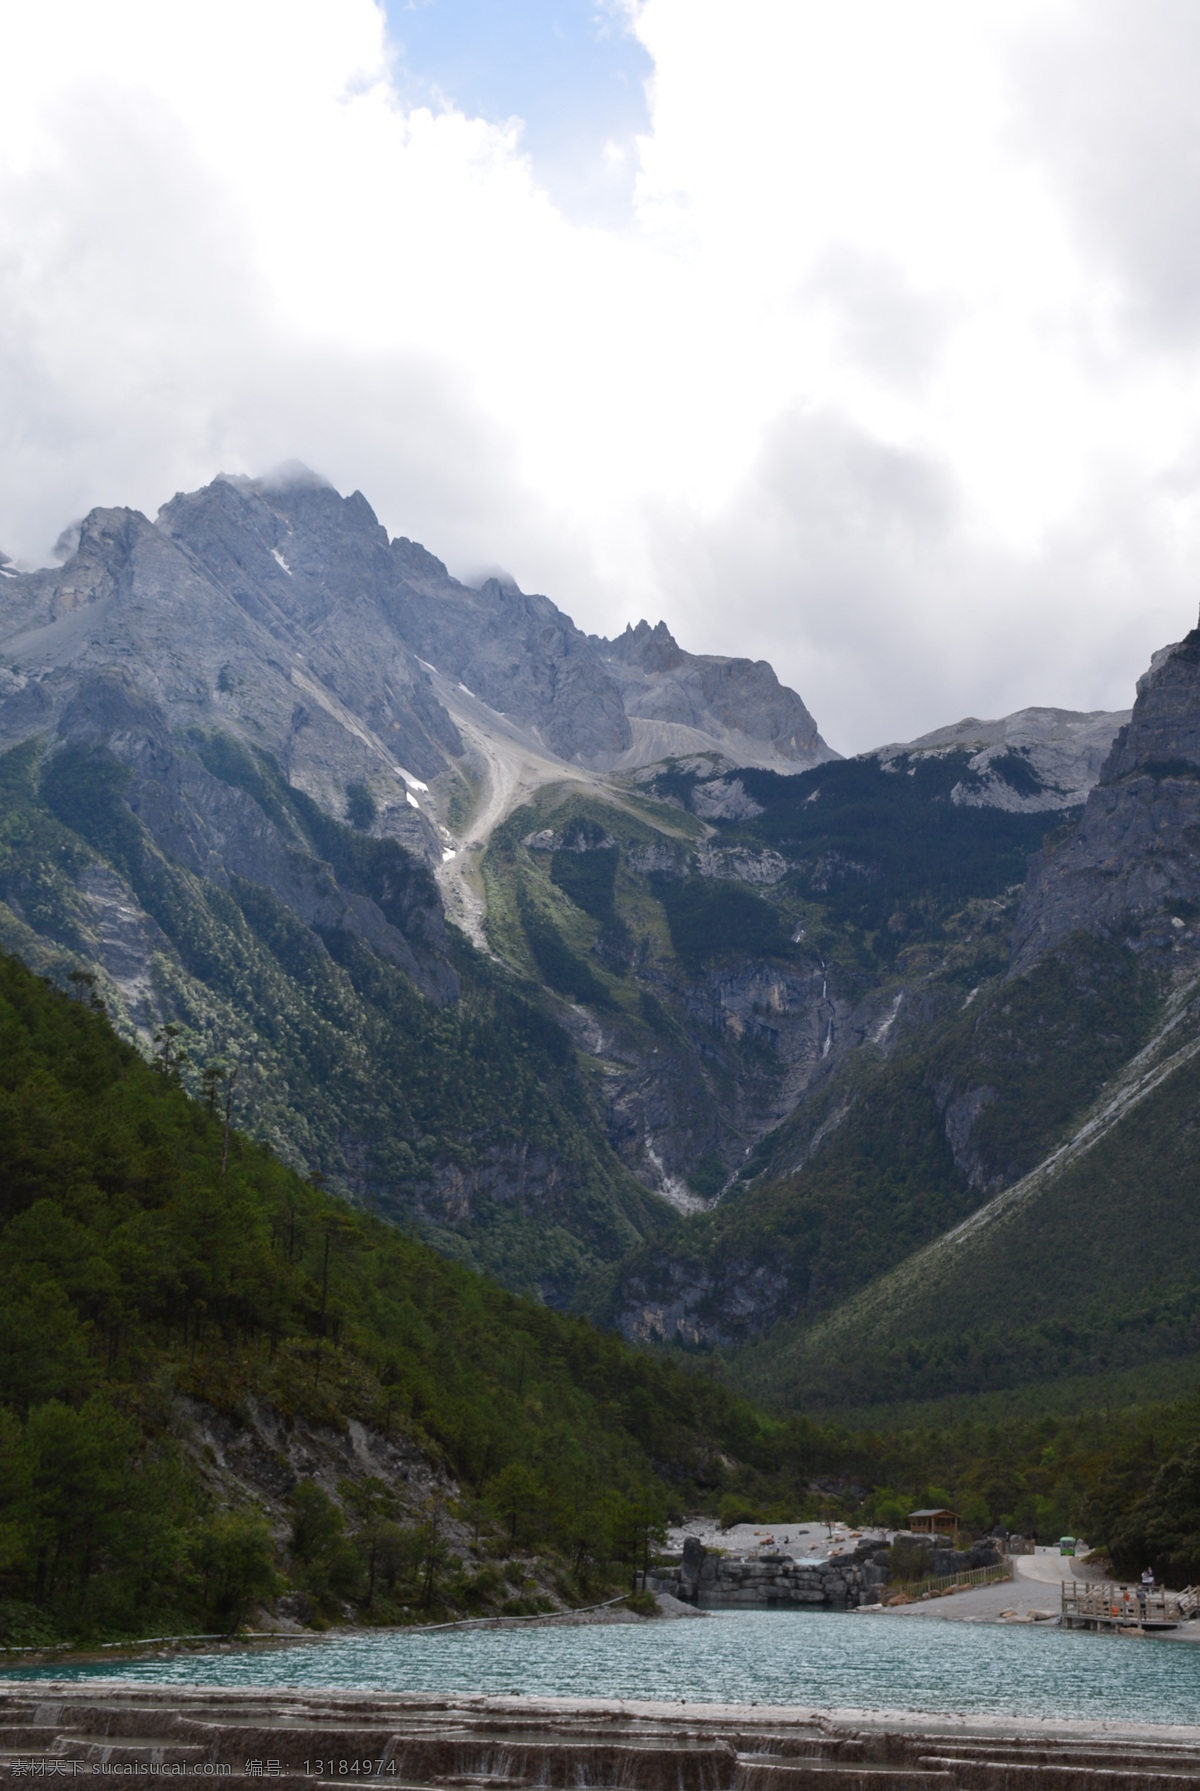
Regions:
[[0, 470, 638, 852], [0, 475, 836, 828], [694, 844, 788, 885], [873, 705, 1128, 813], [595, 619, 837, 770], [608, 1245, 797, 1350], [689, 776, 765, 820], [389, 563, 632, 765], [1012, 630, 1200, 969], [596, 944, 848, 1232], [74, 860, 171, 1035], [659, 1533, 891, 1608], [53, 667, 456, 1004], [159, 473, 466, 790], [934, 1079, 999, 1191], [0, 489, 449, 867]]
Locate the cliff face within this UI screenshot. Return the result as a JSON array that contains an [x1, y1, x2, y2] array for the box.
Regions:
[[0, 490, 450, 865], [595, 619, 837, 770], [159, 472, 633, 769], [2, 474, 844, 796], [390, 569, 633, 766], [1012, 629, 1200, 970]]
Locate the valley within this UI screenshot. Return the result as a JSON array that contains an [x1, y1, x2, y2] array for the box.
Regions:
[[2, 464, 1199, 1555]]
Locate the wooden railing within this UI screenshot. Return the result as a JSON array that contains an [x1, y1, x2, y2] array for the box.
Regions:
[[1061, 1580, 1200, 1627], [885, 1559, 1013, 1603]]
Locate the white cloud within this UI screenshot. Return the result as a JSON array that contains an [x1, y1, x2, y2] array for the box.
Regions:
[[1010, 0, 1200, 348], [645, 407, 1199, 754], [2, 0, 1200, 750]]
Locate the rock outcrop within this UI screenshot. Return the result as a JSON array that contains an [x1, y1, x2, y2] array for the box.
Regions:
[[388, 565, 632, 765], [1012, 629, 1200, 969], [596, 619, 838, 770], [643, 1531, 1002, 1609], [873, 705, 1128, 813]]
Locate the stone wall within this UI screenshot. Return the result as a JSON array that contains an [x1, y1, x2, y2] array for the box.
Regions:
[[643, 1532, 1002, 1609]]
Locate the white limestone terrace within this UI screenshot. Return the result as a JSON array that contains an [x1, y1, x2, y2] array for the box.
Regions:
[[3, 1684, 1200, 1783]]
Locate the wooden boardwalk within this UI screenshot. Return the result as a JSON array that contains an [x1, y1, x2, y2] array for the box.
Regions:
[[1061, 1578, 1200, 1631]]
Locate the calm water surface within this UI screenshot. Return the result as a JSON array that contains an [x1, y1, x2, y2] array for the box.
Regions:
[[10, 1613, 1200, 1727]]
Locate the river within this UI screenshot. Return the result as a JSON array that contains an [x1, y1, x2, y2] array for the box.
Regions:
[[11, 1611, 1200, 1727]]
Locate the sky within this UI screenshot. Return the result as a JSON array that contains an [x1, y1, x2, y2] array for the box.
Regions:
[[2, 1, 1200, 753]]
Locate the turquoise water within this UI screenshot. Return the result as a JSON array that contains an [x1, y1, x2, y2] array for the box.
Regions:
[[9, 1613, 1200, 1726]]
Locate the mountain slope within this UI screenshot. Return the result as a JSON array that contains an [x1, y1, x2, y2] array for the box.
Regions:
[[594, 619, 837, 771], [0, 945, 809, 1640], [0, 468, 847, 1303], [593, 922, 1163, 1350], [720, 625, 1200, 1416], [873, 706, 1127, 813], [463, 741, 1108, 1295], [0, 714, 670, 1304], [736, 963, 1200, 1416]]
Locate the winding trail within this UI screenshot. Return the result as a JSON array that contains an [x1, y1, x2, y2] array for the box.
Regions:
[[423, 669, 598, 951]]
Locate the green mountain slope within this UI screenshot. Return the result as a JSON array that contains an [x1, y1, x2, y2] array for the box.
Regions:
[[726, 753, 1057, 956], [594, 929, 1161, 1350], [692, 625, 1200, 1424], [473, 750, 1071, 1226], [0, 733, 670, 1305], [0, 947, 818, 1643], [7, 946, 1200, 1630], [734, 965, 1200, 1417], [555, 741, 1161, 1354]]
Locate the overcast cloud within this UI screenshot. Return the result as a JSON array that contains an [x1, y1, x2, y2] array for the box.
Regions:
[[2, 0, 1200, 752]]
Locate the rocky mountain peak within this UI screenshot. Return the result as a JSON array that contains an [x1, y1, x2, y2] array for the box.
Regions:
[[158, 469, 395, 629], [1011, 627, 1200, 969], [390, 535, 453, 591], [607, 619, 686, 672], [1, 467, 840, 809], [593, 620, 835, 772]]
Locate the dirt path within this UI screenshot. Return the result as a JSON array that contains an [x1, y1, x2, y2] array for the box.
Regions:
[[424, 671, 597, 951]]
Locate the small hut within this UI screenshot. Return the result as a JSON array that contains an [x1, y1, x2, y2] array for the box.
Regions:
[[908, 1507, 958, 1535]]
